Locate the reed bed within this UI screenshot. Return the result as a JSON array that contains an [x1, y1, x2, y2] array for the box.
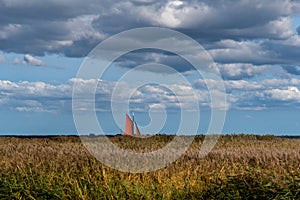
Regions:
[[0, 135, 299, 199]]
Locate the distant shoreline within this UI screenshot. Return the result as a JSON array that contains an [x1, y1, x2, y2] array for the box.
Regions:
[[0, 134, 299, 139]]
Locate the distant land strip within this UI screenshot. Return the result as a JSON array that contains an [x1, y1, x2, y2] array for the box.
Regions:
[[0, 134, 299, 139]]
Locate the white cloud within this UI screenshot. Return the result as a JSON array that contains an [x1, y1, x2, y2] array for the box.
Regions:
[[154, 1, 211, 28], [226, 80, 262, 91], [67, 15, 105, 41], [216, 63, 267, 80], [23, 54, 46, 66], [149, 103, 166, 111], [265, 86, 300, 101], [1, 76, 300, 113], [194, 79, 261, 91], [194, 76, 300, 110], [0, 53, 6, 63], [13, 54, 46, 66], [209, 40, 275, 65], [0, 78, 223, 113], [13, 57, 21, 65]]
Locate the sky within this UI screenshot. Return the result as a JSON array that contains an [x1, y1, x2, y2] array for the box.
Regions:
[[0, 0, 300, 135]]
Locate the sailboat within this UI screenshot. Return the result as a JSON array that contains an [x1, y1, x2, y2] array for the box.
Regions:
[[124, 113, 141, 136]]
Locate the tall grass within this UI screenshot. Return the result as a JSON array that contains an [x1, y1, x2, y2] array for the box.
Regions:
[[0, 135, 299, 199]]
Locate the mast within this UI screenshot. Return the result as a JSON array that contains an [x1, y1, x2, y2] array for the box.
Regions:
[[132, 112, 135, 135]]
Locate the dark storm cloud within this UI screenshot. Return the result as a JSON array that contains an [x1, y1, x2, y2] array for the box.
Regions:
[[99, 0, 296, 40], [0, 0, 300, 76], [0, 0, 108, 23], [92, 0, 289, 34], [282, 65, 300, 75], [113, 49, 195, 73], [208, 38, 300, 70], [0, 0, 107, 56]]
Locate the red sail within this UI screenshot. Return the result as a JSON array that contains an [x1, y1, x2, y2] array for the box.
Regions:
[[124, 114, 133, 136], [135, 122, 141, 136]]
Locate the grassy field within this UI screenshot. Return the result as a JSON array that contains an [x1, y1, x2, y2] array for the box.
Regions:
[[0, 134, 299, 199]]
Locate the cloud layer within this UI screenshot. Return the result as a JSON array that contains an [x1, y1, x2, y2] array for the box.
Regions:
[[1, 75, 300, 113], [1, 0, 300, 113], [0, 0, 299, 66]]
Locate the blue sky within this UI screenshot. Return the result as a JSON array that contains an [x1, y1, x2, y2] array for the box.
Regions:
[[0, 1, 300, 135]]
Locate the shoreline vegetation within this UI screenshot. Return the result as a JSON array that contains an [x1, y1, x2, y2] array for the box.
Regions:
[[1, 133, 300, 138], [1, 134, 299, 199]]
